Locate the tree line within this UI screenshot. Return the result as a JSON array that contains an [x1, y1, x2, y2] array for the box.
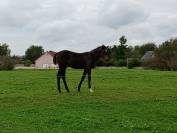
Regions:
[[0, 36, 177, 70], [0, 44, 44, 70], [96, 36, 157, 68]]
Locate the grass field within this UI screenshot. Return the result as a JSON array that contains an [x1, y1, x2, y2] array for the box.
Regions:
[[1, 68, 177, 133]]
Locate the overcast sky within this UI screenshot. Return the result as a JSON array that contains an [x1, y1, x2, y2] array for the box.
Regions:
[[0, 0, 177, 55]]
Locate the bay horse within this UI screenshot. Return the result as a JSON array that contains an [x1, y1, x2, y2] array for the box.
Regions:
[[53, 45, 108, 93]]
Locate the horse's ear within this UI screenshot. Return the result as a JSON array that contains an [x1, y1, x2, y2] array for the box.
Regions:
[[101, 45, 106, 49]]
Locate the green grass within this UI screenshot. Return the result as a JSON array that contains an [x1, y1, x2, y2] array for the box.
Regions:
[[1, 68, 177, 133]]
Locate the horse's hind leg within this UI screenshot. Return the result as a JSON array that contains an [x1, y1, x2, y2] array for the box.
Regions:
[[88, 69, 93, 92], [57, 69, 62, 93], [61, 68, 70, 93], [78, 69, 87, 92]]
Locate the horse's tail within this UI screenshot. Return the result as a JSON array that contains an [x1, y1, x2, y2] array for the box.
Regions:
[[53, 54, 57, 65]]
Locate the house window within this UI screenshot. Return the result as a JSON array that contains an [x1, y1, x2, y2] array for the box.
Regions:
[[43, 64, 49, 68]]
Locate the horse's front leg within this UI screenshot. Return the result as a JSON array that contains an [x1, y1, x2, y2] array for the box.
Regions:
[[78, 69, 87, 92], [61, 68, 70, 93], [57, 69, 61, 93], [88, 69, 94, 92]]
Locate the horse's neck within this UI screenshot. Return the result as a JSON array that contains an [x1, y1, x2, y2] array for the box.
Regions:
[[90, 49, 100, 62]]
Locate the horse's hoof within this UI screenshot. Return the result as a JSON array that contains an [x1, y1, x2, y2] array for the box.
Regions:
[[89, 88, 94, 93]]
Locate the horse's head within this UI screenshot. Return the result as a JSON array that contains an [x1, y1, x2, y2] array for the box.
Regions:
[[98, 45, 109, 60]]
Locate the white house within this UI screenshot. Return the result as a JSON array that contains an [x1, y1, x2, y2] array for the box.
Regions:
[[35, 51, 57, 68], [141, 51, 154, 62]]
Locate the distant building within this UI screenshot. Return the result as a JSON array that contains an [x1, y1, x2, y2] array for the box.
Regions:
[[141, 51, 154, 61], [35, 51, 57, 68]]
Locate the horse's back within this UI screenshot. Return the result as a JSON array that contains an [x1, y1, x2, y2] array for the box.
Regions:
[[56, 50, 85, 59], [55, 50, 70, 63], [55, 50, 90, 68]]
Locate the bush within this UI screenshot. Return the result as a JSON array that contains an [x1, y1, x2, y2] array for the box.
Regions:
[[0, 56, 15, 70], [105, 58, 116, 66], [117, 59, 127, 66], [143, 38, 177, 71], [143, 56, 177, 71], [24, 59, 32, 66], [95, 59, 106, 66], [127, 58, 141, 69], [142, 58, 159, 70]]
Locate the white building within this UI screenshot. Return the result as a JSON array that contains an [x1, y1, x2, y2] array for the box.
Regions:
[[141, 51, 154, 62], [35, 51, 57, 68]]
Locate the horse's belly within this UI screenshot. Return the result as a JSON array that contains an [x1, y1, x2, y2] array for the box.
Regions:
[[67, 56, 88, 69], [68, 63, 85, 69]]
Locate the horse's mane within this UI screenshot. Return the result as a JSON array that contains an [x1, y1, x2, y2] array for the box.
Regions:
[[90, 46, 102, 53]]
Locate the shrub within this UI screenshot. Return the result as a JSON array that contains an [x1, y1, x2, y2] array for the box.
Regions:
[[143, 38, 177, 71], [96, 58, 115, 66], [142, 58, 159, 70], [117, 59, 127, 66], [0, 56, 15, 70], [127, 58, 141, 69], [24, 59, 32, 66], [95, 59, 106, 66]]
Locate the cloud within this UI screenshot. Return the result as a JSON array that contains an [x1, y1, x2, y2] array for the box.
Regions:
[[96, 0, 148, 29], [0, 0, 177, 55]]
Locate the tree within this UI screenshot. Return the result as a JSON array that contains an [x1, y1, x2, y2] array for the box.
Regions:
[[25, 45, 44, 64], [0, 56, 14, 70], [155, 38, 177, 70], [11, 55, 24, 64], [131, 45, 141, 58], [119, 35, 127, 46], [0, 43, 11, 56], [139, 43, 157, 56], [107, 35, 129, 66], [132, 43, 157, 59], [117, 35, 128, 60], [143, 38, 177, 70]]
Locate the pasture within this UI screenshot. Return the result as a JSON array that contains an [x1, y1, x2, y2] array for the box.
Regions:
[[1, 68, 177, 133]]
